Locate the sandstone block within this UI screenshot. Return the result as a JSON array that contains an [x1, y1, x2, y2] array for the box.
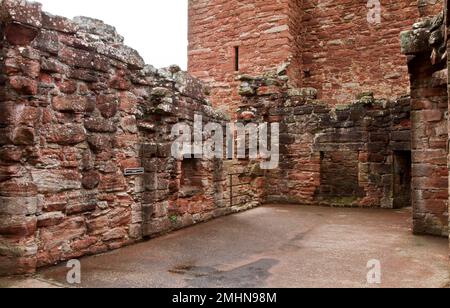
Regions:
[[0, 255, 36, 276], [52, 95, 96, 113], [41, 57, 67, 73], [0, 197, 38, 216], [120, 116, 137, 133], [0, 178, 38, 197], [400, 29, 432, 55], [102, 228, 127, 242], [73, 16, 124, 44], [9, 76, 38, 95], [87, 215, 109, 236], [66, 196, 97, 215], [5, 23, 39, 46], [37, 212, 65, 228], [42, 12, 78, 33], [12, 127, 35, 146], [46, 124, 86, 145], [31, 170, 82, 194], [109, 208, 131, 227], [81, 171, 100, 190], [32, 30, 60, 54], [97, 94, 119, 118], [87, 134, 112, 153], [98, 173, 126, 193], [84, 118, 117, 133], [0, 215, 36, 237], [39, 217, 86, 250], [119, 92, 138, 113], [1, 0, 43, 28]]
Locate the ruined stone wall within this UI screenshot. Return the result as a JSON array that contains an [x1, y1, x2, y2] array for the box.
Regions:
[[188, 0, 302, 115], [138, 93, 263, 238], [0, 0, 262, 276], [447, 6, 450, 254], [238, 74, 411, 208], [401, 10, 449, 237], [301, 0, 443, 105]]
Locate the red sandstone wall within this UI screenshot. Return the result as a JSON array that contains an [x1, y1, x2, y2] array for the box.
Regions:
[[301, 0, 443, 105], [189, 0, 443, 108], [188, 0, 302, 114], [409, 55, 449, 236], [401, 9, 449, 237], [446, 0, 450, 248], [236, 74, 412, 208], [0, 0, 263, 276]]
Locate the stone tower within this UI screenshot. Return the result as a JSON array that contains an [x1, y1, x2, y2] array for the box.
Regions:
[[188, 0, 444, 109], [188, 0, 303, 113]]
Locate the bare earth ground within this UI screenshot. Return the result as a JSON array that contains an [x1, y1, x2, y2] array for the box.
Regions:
[[1, 204, 449, 288]]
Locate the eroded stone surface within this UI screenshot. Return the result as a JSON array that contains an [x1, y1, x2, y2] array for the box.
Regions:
[[0, 0, 255, 276], [0, 0, 449, 278], [401, 10, 449, 237]]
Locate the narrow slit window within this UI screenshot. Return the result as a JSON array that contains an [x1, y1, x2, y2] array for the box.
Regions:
[[234, 46, 239, 71]]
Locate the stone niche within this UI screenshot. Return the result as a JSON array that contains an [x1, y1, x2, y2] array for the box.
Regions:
[[317, 151, 365, 205], [180, 158, 204, 197]]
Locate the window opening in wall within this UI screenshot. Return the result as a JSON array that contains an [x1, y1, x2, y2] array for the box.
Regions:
[[234, 46, 239, 71]]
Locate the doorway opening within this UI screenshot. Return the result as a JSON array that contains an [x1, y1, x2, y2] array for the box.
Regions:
[[180, 158, 203, 198], [393, 151, 412, 209]]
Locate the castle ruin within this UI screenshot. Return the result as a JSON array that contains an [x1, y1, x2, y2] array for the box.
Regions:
[[0, 0, 449, 277]]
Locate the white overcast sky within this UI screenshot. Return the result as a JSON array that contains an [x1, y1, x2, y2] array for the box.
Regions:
[[38, 0, 188, 69]]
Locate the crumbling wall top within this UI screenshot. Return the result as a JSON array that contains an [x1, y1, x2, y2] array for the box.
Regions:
[[400, 10, 447, 66], [73, 16, 124, 44], [0, 0, 212, 99]]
